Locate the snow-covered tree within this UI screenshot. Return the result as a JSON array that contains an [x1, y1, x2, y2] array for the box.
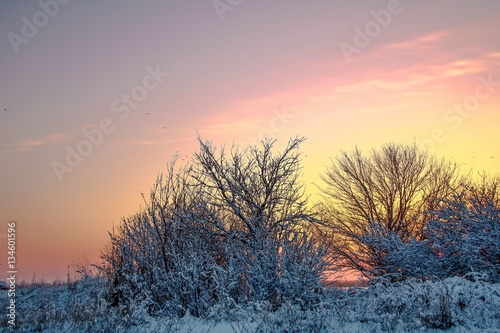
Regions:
[[191, 137, 326, 309], [100, 137, 327, 316]]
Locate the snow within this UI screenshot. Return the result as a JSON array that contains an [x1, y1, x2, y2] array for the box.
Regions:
[[1, 276, 499, 332]]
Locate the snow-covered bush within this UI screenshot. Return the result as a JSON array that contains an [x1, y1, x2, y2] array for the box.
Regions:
[[335, 275, 500, 332], [425, 198, 500, 282], [100, 137, 327, 318], [97, 156, 226, 318], [277, 229, 327, 308], [358, 194, 500, 282], [360, 222, 440, 280], [232, 301, 329, 333], [2, 274, 499, 332], [190, 137, 326, 310], [0, 277, 155, 332]]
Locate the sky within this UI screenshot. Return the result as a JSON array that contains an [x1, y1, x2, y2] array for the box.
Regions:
[[0, 0, 499, 282]]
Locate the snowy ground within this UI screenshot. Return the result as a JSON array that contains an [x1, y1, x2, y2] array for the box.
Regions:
[[1, 275, 499, 332]]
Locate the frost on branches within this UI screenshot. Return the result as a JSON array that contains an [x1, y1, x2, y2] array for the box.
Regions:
[[361, 196, 500, 282], [99, 137, 327, 317]]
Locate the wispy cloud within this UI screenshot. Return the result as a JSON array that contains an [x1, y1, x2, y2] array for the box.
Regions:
[[486, 52, 500, 58], [1, 132, 68, 153], [324, 24, 499, 97], [383, 31, 450, 51]]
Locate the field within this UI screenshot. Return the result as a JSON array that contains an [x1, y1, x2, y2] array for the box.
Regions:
[[1, 275, 499, 333]]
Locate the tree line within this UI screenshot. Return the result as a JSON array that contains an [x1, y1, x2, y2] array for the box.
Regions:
[[98, 137, 499, 317]]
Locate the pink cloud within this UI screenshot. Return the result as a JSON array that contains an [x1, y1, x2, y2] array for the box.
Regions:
[[1, 132, 68, 153]]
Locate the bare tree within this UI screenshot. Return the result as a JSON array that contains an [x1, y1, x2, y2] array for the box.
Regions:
[[457, 173, 500, 207], [318, 142, 462, 278]]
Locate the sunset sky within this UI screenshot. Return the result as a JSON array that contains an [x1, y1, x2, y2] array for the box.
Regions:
[[1, 1, 499, 282]]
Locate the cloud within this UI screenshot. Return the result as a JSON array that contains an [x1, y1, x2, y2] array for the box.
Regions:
[[486, 52, 500, 58], [183, 18, 500, 135], [1, 132, 68, 153], [323, 23, 500, 98], [383, 31, 450, 51]]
